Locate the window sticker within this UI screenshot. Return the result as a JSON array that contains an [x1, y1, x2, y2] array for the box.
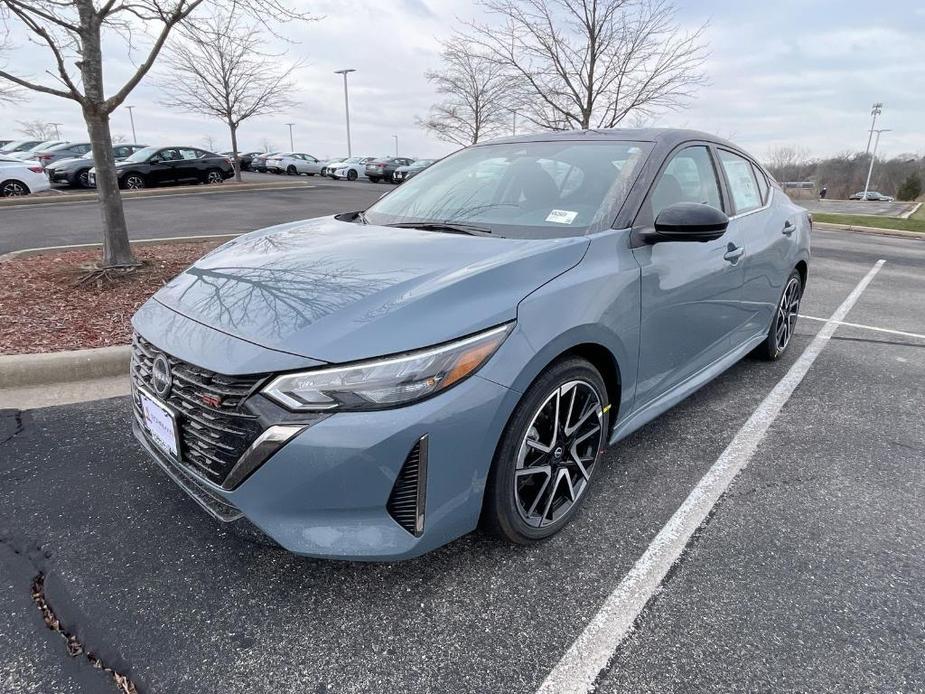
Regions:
[[546, 209, 578, 224]]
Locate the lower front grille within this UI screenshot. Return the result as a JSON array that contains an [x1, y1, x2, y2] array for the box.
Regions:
[[131, 333, 267, 487], [387, 436, 429, 536]]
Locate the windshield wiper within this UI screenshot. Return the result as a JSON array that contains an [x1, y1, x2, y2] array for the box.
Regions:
[[384, 221, 493, 236]]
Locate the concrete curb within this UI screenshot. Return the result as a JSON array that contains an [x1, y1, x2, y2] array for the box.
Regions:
[[0, 180, 314, 207], [814, 222, 923, 240], [899, 202, 922, 220], [0, 233, 239, 262], [0, 345, 130, 389]]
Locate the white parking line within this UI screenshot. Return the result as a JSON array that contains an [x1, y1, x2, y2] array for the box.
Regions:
[[799, 315, 925, 341], [536, 259, 886, 694]]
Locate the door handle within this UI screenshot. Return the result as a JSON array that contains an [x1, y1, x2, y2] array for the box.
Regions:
[[782, 221, 796, 236], [723, 245, 745, 263]]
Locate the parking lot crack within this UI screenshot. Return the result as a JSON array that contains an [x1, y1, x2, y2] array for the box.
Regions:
[[31, 572, 140, 694], [0, 408, 29, 445]]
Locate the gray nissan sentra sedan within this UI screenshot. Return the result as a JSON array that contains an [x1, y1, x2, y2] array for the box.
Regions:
[[131, 128, 810, 561]]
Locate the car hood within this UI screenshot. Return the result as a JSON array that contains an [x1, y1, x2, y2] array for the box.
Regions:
[[148, 216, 589, 363]]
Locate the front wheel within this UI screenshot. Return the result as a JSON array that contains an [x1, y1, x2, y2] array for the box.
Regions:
[[368, 176, 380, 183], [205, 169, 223, 185], [483, 358, 610, 544], [0, 179, 29, 197], [73, 169, 91, 188], [347, 169, 358, 181], [755, 269, 802, 360], [122, 174, 145, 190], [286, 165, 297, 176]]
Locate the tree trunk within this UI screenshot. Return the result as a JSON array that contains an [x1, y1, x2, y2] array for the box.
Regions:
[[86, 111, 136, 267], [229, 121, 242, 183]]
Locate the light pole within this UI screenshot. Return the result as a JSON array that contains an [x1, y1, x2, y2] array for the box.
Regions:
[[862, 128, 891, 200], [334, 68, 356, 157], [511, 109, 518, 136], [48, 122, 62, 140], [126, 105, 137, 143], [285, 122, 295, 151], [865, 102, 882, 155], [393, 134, 398, 157]]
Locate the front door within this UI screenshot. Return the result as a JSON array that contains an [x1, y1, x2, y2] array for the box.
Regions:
[[631, 144, 748, 407]]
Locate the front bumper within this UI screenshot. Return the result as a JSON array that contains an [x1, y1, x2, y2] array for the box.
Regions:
[[130, 305, 518, 561]]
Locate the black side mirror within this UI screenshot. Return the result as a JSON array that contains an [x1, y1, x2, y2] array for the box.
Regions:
[[643, 202, 729, 243]]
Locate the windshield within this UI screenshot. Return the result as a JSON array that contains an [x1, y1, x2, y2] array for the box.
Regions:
[[123, 146, 160, 163], [364, 140, 651, 238]]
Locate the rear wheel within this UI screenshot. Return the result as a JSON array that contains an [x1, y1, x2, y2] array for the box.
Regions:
[[347, 169, 358, 181], [369, 176, 380, 183], [205, 168, 223, 185], [122, 173, 146, 190], [483, 358, 609, 544], [75, 169, 91, 188], [0, 179, 29, 197], [286, 165, 297, 175], [755, 269, 802, 360]]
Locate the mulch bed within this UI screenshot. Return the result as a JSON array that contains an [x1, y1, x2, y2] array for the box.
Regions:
[[0, 241, 221, 355]]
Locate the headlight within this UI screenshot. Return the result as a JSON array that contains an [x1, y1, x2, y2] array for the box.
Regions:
[[262, 323, 512, 411]]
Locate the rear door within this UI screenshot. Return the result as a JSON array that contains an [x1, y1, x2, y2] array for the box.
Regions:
[[176, 148, 203, 182], [631, 143, 748, 406]]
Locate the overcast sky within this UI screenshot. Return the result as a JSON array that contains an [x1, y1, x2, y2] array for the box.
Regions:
[[2, 0, 923, 161]]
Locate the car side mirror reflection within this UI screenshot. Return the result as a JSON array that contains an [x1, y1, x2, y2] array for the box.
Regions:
[[645, 202, 729, 243]]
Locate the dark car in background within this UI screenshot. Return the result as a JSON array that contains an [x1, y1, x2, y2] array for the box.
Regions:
[[393, 158, 436, 183], [88, 146, 234, 189], [223, 151, 262, 172], [46, 144, 147, 188], [366, 157, 415, 183], [251, 152, 281, 173]]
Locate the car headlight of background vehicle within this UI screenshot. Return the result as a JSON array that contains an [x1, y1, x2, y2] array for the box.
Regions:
[[262, 323, 512, 411]]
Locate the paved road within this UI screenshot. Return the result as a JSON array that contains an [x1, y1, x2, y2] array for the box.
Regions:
[[799, 198, 915, 217], [1, 230, 923, 693], [0, 180, 385, 253]]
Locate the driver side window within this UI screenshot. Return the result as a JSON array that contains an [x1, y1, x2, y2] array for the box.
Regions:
[[651, 146, 723, 220]]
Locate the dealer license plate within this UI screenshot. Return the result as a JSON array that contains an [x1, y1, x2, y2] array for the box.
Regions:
[[139, 388, 180, 459]]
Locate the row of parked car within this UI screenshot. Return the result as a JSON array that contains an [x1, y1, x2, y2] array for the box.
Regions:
[[0, 136, 437, 196], [230, 150, 436, 184]]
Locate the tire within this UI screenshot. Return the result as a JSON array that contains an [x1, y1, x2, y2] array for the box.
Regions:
[[347, 169, 358, 181], [122, 173, 146, 190], [74, 169, 91, 188], [286, 165, 297, 176], [369, 176, 380, 183], [205, 168, 223, 185], [755, 269, 803, 361], [307, 172, 315, 176], [483, 358, 610, 544], [0, 179, 29, 197]]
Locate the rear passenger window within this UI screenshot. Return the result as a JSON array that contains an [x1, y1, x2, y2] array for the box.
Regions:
[[752, 163, 770, 204], [719, 150, 762, 214], [651, 145, 723, 219]]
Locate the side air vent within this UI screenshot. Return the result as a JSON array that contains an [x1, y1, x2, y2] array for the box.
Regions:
[[387, 435, 429, 536]]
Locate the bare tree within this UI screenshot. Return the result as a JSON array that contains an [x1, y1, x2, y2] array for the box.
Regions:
[[159, 13, 302, 181], [417, 36, 512, 146], [201, 134, 219, 152], [17, 119, 57, 139], [0, 1, 311, 268], [260, 138, 275, 153], [463, 0, 707, 131]]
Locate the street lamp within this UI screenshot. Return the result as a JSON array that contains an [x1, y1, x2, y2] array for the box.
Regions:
[[511, 109, 518, 136], [392, 134, 398, 157], [334, 68, 356, 157], [48, 122, 62, 140], [865, 102, 883, 155], [126, 106, 138, 143], [285, 122, 295, 151], [862, 128, 891, 200]]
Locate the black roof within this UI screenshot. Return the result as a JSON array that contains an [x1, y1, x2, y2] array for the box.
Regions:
[[480, 127, 739, 151]]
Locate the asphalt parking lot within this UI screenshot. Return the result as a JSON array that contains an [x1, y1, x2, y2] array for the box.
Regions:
[[1, 228, 922, 693], [0, 177, 384, 254], [799, 198, 916, 217]]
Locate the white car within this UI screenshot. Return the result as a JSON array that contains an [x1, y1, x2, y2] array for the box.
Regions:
[[265, 152, 323, 175], [0, 156, 51, 197], [332, 156, 376, 181]]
